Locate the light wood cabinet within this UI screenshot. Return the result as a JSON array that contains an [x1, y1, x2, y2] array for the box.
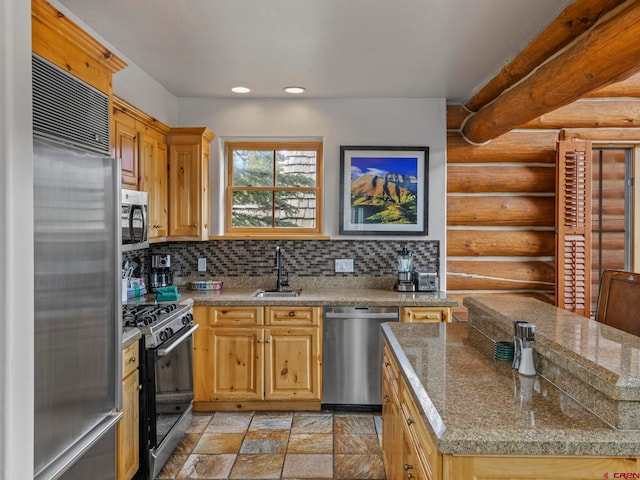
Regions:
[[117, 341, 139, 480], [140, 131, 169, 240], [113, 97, 170, 242], [401, 306, 451, 323], [113, 111, 139, 189], [193, 305, 322, 410], [167, 128, 215, 241]]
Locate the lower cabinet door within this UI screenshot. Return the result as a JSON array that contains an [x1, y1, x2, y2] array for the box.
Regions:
[[117, 369, 139, 480], [211, 327, 264, 401], [264, 327, 321, 401]]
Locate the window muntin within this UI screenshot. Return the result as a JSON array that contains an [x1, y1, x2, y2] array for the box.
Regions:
[[226, 142, 322, 234]]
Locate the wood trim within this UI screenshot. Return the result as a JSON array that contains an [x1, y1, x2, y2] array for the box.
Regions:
[[193, 400, 321, 412], [462, 1, 640, 143], [464, 0, 626, 112], [113, 96, 170, 135], [32, 0, 126, 93]]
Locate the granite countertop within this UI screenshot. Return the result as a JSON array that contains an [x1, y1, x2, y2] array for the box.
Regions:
[[382, 321, 640, 457], [178, 287, 457, 307], [122, 327, 141, 348]]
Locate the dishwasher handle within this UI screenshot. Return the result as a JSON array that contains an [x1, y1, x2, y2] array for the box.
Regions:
[[324, 311, 399, 320]]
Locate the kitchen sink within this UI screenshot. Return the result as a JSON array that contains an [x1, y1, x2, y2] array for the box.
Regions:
[[251, 289, 302, 298]]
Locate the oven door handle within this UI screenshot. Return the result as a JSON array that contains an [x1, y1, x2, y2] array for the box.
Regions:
[[156, 324, 199, 357]]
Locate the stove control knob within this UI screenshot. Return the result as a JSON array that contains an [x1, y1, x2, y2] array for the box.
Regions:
[[159, 330, 168, 342], [182, 313, 193, 325], [167, 327, 174, 337]]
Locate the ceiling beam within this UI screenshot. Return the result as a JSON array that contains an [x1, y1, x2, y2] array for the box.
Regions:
[[464, 0, 626, 113], [462, 1, 640, 144]]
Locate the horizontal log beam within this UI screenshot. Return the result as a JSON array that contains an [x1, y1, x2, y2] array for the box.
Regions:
[[586, 71, 640, 97], [447, 196, 555, 227], [448, 166, 555, 193], [464, 0, 626, 112], [447, 230, 555, 257], [521, 99, 640, 129], [462, 1, 640, 144], [563, 128, 640, 141], [447, 260, 555, 290], [447, 131, 557, 164]]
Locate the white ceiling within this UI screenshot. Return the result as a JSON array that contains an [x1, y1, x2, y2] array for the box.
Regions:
[[54, 0, 572, 103]]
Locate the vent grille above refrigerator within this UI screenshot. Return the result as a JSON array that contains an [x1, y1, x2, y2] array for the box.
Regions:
[[32, 54, 111, 154]]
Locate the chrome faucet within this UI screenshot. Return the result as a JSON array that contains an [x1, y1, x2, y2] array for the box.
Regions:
[[275, 246, 290, 291]]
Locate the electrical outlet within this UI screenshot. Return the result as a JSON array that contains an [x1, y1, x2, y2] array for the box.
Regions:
[[197, 258, 207, 272], [335, 258, 354, 273]]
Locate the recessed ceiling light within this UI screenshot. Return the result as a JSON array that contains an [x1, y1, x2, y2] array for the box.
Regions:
[[284, 86, 306, 94], [231, 86, 251, 94]]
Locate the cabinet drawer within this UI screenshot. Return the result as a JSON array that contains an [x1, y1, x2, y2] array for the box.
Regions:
[[122, 341, 139, 379], [210, 306, 264, 326], [400, 383, 439, 480], [266, 306, 320, 326], [383, 344, 399, 391], [402, 307, 450, 323]]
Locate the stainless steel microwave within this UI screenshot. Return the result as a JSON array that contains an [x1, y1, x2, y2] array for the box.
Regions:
[[122, 189, 149, 251]]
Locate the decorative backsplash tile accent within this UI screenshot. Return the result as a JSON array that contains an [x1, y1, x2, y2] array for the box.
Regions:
[[125, 239, 439, 279]]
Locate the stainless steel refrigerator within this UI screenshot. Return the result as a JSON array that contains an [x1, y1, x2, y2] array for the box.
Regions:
[[33, 53, 121, 480]]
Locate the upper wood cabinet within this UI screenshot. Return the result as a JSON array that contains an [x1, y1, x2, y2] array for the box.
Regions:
[[113, 97, 170, 242], [113, 109, 139, 189], [167, 128, 215, 241]]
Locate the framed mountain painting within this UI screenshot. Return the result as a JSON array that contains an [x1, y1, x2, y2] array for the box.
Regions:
[[339, 145, 429, 235]]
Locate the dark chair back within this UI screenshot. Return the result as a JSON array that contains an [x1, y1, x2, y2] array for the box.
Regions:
[[596, 269, 640, 337]]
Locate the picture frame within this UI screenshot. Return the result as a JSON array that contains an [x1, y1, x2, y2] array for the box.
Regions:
[[339, 145, 429, 235]]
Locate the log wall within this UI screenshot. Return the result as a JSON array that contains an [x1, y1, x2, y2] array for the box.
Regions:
[[448, 97, 640, 320]]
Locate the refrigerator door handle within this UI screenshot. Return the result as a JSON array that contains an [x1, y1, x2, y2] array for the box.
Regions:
[[34, 412, 122, 480]]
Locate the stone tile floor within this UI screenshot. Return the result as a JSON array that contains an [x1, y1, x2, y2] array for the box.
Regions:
[[157, 410, 386, 480]]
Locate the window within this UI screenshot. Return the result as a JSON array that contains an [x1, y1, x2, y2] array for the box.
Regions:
[[590, 147, 634, 315], [226, 141, 323, 235]]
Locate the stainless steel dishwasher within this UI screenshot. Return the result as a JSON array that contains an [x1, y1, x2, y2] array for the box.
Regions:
[[322, 306, 399, 410]]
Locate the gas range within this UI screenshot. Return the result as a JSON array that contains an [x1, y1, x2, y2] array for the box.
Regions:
[[122, 303, 193, 348]]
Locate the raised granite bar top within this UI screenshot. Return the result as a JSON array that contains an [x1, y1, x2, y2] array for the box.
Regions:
[[464, 296, 640, 430], [382, 321, 640, 456]]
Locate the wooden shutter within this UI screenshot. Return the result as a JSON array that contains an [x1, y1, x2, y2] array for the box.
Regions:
[[556, 138, 592, 317]]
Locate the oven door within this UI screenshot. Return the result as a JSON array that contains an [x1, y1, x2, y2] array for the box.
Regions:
[[145, 324, 198, 479], [151, 324, 198, 446]]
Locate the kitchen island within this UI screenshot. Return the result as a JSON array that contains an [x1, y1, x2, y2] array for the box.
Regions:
[[380, 296, 640, 479]]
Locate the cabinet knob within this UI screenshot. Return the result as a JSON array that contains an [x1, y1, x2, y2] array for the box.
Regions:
[[257, 339, 263, 343], [288, 311, 295, 317], [407, 473, 415, 479], [404, 463, 414, 471], [129, 356, 136, 363], [384, 361, 390, 367], [407, 418, 414, 425], [266, 338, 271, 344], [137, 384, 142, 391], [384, 394, 389, 404], [192, 224, 197, 227]]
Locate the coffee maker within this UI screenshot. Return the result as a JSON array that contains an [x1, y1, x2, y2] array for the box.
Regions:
[[149, 254, 173, 292], [395, 246, 416, 292]]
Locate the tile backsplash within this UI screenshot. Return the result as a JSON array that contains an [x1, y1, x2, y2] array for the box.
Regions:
[[124, 239, 439, 280]]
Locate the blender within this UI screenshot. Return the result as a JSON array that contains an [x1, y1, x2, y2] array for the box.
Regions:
[[395, 245, 416, 292]]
